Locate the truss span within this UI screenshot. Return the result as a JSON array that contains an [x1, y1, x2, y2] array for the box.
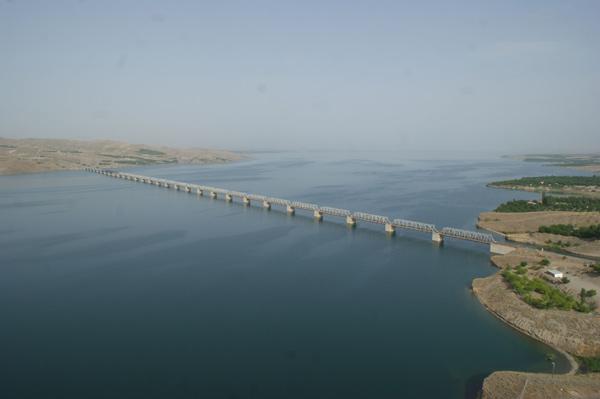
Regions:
[[87, 168, 497, 247]]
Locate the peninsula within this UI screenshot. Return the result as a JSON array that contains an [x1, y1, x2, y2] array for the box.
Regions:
[[476, 171, 600, 397], [0, 137, 243, 175]]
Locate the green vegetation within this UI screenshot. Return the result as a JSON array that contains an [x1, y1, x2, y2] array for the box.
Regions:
[[539, 224, 600, 240], [589, 263, 600, 273], [544, 239, 579, 251], [501, 269, 593, 312], [580, 288, 597, 301], [0, 144, 17, 148], [495, 195, 600, 212], [137, 148, 166, 156], [578, 357, 600, 373], [561, 276, 570, 284], [491, 175, 600, 188], [539, 258, 551, 266]]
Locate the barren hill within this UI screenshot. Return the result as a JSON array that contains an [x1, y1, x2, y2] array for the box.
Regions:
[[0, 138, 243, 175]]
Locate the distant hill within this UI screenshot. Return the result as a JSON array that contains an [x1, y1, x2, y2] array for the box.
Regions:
[[0, 138, 244, 175], [505, 153, 600, 173]]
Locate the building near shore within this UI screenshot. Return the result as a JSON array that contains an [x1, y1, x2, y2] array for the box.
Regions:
[[546, 269, 564, 279]]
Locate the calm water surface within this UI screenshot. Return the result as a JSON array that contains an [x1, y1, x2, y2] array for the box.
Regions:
[[0, 152, 581, 398]]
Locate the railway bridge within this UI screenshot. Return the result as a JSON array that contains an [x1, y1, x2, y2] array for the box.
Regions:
[[86, 168, 514, 254]]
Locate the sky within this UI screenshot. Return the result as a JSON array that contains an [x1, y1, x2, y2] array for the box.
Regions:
[[1, 0, 600, 153]]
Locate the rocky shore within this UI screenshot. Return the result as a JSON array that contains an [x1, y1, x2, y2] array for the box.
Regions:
[[473, 248, 600, 398]]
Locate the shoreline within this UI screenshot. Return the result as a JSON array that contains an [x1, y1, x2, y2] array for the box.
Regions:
[[471, 273, 578, 375]]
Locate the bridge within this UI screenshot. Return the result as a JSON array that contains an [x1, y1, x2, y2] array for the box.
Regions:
[[86, 168, 514, 254]]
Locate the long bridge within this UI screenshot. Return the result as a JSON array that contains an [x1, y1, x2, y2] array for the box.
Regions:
[[86, 168, 514, 254]]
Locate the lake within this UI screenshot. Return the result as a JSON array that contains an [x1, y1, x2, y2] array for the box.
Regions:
[[0, 151, 580, 398]]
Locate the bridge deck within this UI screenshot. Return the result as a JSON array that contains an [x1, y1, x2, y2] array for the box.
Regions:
[[87, 168, 495, 246]]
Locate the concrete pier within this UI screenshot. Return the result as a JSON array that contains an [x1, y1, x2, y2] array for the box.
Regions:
[[225, 194, 233, 202], [385, 223, 395, 235], [174, 184, 179, 191], [185, 186, 192, 193], [196, 188, 204, 196], [243, 196, 251, 206], [287, 205, 295, 215], [263, 200, 271, 210], [346, 215, 357, 227], [314, 210, 323, 221], [210, 191, 217, 199], [431, 232, 444, 244]]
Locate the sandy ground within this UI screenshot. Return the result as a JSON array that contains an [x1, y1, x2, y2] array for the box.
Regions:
[[478, 211, 600, 258], [0, 137, 244, 175], [479, 211, 600, 234], [481, 371, 600, 399]]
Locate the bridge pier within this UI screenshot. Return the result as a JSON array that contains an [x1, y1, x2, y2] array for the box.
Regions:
[[243, 196, 251, 206], [490, 243, 515, 255], [431, 232, 444, 244], [314, 210, 323, 221], [185, 186, 192, 193], [225, 194, 233, 202], [346, 215, 357, 227], [287, 205, 295, 215], [210, 191, 217, 199], [263, 200, 271, 210], [196, 188, 204, 196], [385, 223, 395, 235], [174, 184, 179, 190]]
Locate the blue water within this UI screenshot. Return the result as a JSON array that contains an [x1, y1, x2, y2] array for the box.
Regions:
[[0, 152, 582, 398]]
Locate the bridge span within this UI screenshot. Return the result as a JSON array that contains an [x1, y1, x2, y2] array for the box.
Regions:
[[86, 168, 514, 254]]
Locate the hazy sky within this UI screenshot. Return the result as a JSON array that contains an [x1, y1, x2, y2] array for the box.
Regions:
[[1, 1, 599, 152]]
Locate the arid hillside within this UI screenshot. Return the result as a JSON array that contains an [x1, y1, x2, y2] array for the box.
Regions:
[[0, 138, 244, 175]]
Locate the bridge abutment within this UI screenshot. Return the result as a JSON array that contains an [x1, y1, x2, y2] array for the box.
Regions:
[[490, 243, 515, 255]]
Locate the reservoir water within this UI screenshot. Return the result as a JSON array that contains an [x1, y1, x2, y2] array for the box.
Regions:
[[0, 152, 578, 398]]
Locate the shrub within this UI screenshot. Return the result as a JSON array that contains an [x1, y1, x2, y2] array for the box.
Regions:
[[539, 259, 550, 266], [501, 270, 589, 312], [539, 223, 600, 240], [579, 357, 600, 373], [495, 196, 600, 213], [491, 176, 600, 188]]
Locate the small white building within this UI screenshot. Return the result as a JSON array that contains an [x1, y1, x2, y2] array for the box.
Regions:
[[546, 269, 564, 279]]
